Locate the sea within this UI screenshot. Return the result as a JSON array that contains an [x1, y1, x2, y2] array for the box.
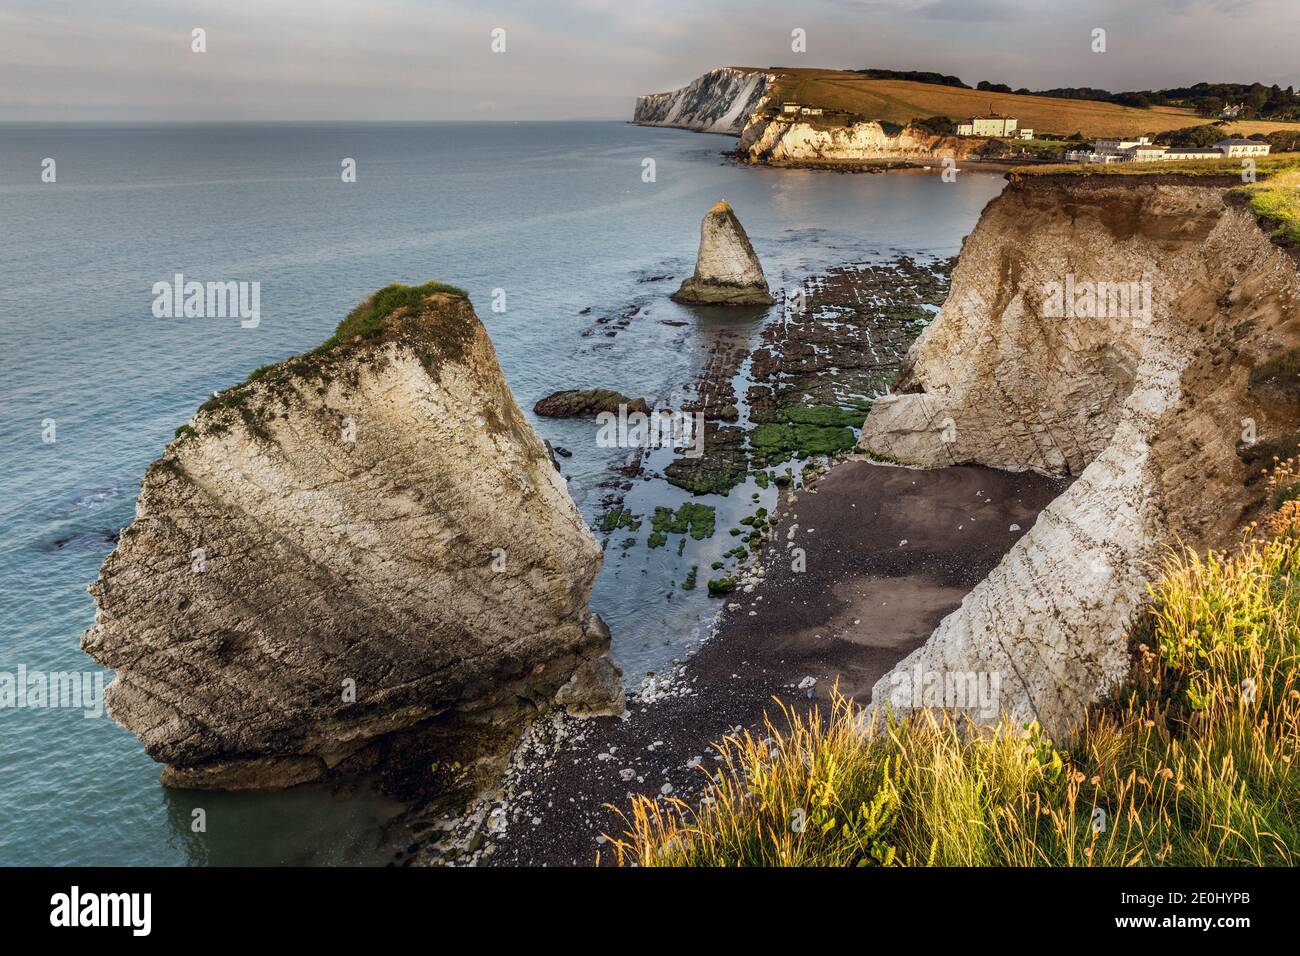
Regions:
[[0, 120, 1004, 864]]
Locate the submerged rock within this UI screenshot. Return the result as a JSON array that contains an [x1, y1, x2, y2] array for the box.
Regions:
[[533, 389, 649, 418], [83, 282, 623, 791], [672, 200, 774, 306]]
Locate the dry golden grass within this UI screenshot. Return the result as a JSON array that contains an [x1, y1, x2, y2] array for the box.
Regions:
[[1014, 155, 1300, 178], [747, 68, 1300, 140], [1007, 157, 1300, 245]]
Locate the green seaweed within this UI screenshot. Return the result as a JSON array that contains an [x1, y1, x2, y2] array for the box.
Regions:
[[650, 502, 717, 541], [707, 576, 737, 597]]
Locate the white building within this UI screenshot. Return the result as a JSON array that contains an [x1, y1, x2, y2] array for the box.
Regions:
[[1126, 143, 1169, 162], [1064, 149, 1125, 164], [781, 103, 801, 114], [1017, 129, 1034, 140], [957, 113, 1018, 137], [1215, 138, 1271, 157], [1065, 134, 1272, 165], [1095, 136, 1152, 153], [1163, 147, 1227, 160]]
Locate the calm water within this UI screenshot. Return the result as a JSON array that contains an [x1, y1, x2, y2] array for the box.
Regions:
[[0, 121, 1004, 865]]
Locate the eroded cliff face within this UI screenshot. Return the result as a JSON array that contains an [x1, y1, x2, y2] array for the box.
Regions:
[[633, 68, 774, 134], [862, 176, 1300, 735], [737, 118, 971, 166], [83, 287, 623, 790]]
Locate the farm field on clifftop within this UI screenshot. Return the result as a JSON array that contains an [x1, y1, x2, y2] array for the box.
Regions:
[[761, 69, 1300, 139]]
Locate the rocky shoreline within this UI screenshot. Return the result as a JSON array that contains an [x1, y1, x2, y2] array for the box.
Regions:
[[413, 459, 1065, 866], [386, 252, 967, 864]]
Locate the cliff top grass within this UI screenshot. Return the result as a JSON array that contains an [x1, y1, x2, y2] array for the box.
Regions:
[[179, 281, 471, 442], [1012, 154, 1300, 178], [758, 68, 1300, 140], [1239, 170, 1300, 245], [611, 484, 1300, 866], [1012, 155, 1300, 247], [318, 281, 468, 353]]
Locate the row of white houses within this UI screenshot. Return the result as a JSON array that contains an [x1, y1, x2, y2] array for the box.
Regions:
[[1065, 136, 1271, 164]]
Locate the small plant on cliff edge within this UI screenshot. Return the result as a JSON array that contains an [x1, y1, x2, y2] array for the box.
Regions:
[[1250, 347, 1300, 391], [321, 280, 469, 352]]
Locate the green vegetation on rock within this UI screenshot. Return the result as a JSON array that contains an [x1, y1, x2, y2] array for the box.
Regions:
[[751, 420, 857, 465], [706, 576, 736, 597], [600, 506, 642, 535], [186, 280, 472, 445], [782, 405, 867, 428], [322, 281, 469, 352], [650, 502, 717, 542]]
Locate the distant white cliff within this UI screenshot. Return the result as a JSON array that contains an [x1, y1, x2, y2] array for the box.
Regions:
[[633, 67, 774, 134]]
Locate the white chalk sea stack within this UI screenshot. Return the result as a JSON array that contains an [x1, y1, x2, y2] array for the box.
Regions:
[[672, 200, 775, 306], [83, 283, 623, 790]]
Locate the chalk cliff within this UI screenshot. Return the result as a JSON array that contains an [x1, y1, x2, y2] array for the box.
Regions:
[[672, 200, 774, 306], [633, 67, 774, 134], [83, 283, 623, 790], [633, 69, 979, 167], [861, 175, 1300, 735], [737, 118, 969, 166]]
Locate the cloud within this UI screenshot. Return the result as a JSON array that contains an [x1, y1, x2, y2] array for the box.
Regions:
[[0, 0, 1294, 119], [919, 0, 1022, 21]]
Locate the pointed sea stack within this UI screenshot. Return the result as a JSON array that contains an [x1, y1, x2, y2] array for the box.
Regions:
[[672, 200, 774, 306]]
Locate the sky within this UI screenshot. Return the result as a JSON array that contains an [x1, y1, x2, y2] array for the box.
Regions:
[[1, 0, 1297, 121]]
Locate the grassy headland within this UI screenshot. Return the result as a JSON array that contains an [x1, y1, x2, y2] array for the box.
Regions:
[[759, 68, 1300, 140]]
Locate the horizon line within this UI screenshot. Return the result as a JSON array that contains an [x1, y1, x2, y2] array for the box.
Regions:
[[0, 116, 633, 124]]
